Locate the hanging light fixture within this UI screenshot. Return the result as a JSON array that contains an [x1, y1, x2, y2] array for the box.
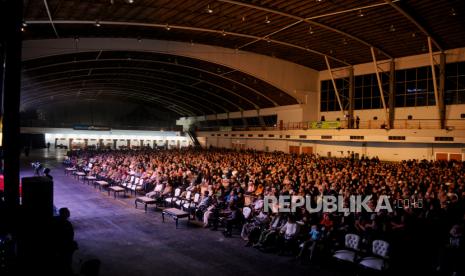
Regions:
[[308, 26, 314, 34], [206, 4, 213, 14], [265, 16, 271, 24], [357, 9, 365, 17]]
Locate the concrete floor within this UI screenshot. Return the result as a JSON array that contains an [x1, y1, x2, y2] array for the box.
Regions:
[[20, 149, 339, 276]]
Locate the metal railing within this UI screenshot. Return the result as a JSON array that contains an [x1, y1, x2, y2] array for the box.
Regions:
[[197, 119, 465, 131]]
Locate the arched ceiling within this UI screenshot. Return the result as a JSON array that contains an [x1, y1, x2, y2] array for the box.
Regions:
[[21, 51, 298, 116], [20, 0, 465, 118]]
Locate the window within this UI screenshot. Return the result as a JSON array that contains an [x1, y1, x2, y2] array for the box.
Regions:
[[388, 136, 406, 140], [299, 135, 307, 139], [268, 134, 275, 138], [435, 137, 454, 141], [350, 136, 364, 140], [321, 135, 332, 139], [239, 134, 244, 137], [262, 115, 278, 127], [258, 134, 264, 137], [285, 135, 291, 138], [320, 79, 349, 112], [246, 116, 260, 126], [395, 66, 435, 107], [248, 134, 253, 137], [353, 73, 389, 110], [445, 61, 465, 105], [224, 134, 228, 137]]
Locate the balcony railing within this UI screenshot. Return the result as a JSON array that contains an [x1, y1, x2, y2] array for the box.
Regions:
[[197, 119, 465, 131]]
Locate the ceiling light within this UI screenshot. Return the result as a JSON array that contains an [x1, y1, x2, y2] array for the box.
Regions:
[[357, 9, 365, 17], [265, 16, 271, 24], [22, 21, 27, 27], [74, 36, 79, 42], [329, 49, 333, 54], [308, 26, 314, 34], [241, 16, 246, 22], [389, 24, 395, 32], [21, 27, 25, 32], [137, 37, 142, 42], [95, 20, 101, 27], [343, 38, 348, 45], [411, 32, 416, 38], [451, 8, 456, 16], [266, 38, 271, 43], [165, 24, 171, 31], [222, 30, 226, 36], [127, 0, 134, 3], [206, 4, 213, 14]]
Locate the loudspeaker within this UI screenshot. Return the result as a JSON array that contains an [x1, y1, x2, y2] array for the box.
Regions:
[[21, 176, 53, 218]]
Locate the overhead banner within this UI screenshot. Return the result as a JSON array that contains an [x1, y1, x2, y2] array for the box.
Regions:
[[219, 126, 233, 131], [309, 121, 341, 129]]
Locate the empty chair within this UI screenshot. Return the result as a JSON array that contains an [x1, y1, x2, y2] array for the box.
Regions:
[[121, 175, 134, 189], [333, 233, 361, 263], [127, 177, 139, 195], [182, 193, 200, 212], [358, 240, 390, 271], [165, 188, 181, 207], [134, 178, 145, 194], [175, 191, 191, 208]]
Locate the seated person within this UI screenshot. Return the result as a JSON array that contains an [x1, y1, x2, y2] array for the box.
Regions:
[[223, 204, 242, 237], [297, 225, 321, 262], [146, 182, 164, 199], [277, 216, 300, 255], [196, 191, 212, 221], [254, 213, 286, 248]]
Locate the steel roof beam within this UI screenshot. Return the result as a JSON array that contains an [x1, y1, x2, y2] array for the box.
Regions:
[[25, 20, 351, 67]]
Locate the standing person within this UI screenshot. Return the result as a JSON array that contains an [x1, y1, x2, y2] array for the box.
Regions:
[[356, 116, 360, 129], [52, 208, 78, 276], [43, 168, 53, 180], [47, 142, 51, 151]]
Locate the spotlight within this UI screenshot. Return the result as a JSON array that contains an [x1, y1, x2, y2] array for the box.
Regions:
[[95, 20, 101, 27], [205, 4, 213, 14], [222, 30, 226, 36], [357, 9, 365, 17], [308, 26, 314, 35], [137, 37, 142, 42], [22, 21, 27, 27], [21, 27, 25, 32], [389, 24, 395, 32], [165, 24, 171, 31], [451, 8, 456, 16], [265, 16, 271, 24], [128, 0, 134, 3], [241, 16, 246, 22]]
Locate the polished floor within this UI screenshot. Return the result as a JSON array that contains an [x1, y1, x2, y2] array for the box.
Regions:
[[20, 149, 338, 276]]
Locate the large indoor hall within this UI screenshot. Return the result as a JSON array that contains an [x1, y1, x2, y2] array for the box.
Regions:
[[1, 1, 465, 276]]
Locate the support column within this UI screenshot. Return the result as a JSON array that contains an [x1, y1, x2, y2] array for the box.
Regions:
[[348, 66, 355, 129], [1, 0, 23, 213], [439, 52, 446, 129], [389, 59, 396, 129]]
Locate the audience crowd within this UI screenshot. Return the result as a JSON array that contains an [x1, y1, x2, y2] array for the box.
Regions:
[[66, 148, 465, 274]]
